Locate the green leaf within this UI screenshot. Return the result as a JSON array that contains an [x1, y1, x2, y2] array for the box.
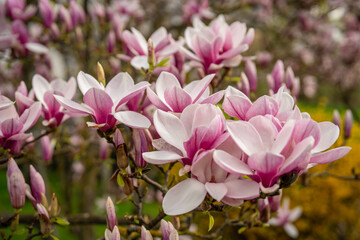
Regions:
[[51, 234, 60, 240], [238, 226, 247, 234], [155, 57, 170, 68], [208, 213, 214, 232], [117, 173, 125, 187], [53, 217, 70, 226]]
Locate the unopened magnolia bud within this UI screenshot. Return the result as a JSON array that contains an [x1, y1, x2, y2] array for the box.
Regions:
[[268, 190, 282, 212], [105, 227, 121, 240], [245, 60, 257, 92], [344, 109, 353, 139], [106, 197, 117, 231], [122, 176, 133, 195], [7, 158, 26, 209], [113, 129, 125, 148], [285, 67, 295, 90], [161, 219, 179, 240], [116, 144, 129, 169], [332, 109, 341, 129], [30, 165, 46, 204], [107, 31, 116, 53], [271, 60, 284, 93], [238, 72, 250, 97], [147, 38, 155, 67], [97, 62, 106, 86]]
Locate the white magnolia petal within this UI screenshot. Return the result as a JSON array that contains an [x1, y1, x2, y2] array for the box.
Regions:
[[113, 111, 151, 129], [142, 151, 183, 164], [162, 179, 207, 215]]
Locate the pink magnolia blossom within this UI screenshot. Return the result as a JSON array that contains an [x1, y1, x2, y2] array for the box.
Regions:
[[332, 109, 341, 129], [162, 149, 259, 215], [107, 0, 144, 20], [143, 104, 228, 167], [41, 134, 55, 162], [54, 71, 151, 131], [7, 158, 26, 209], [268, 198, 302, 238], [26, 165, 46, 207], [183, 15, 254, 75], [32, 74, 77, 127], [69, 0, 85, 27], [121, 27, 181, 70], [106, 197, 117, 231], [146, 71, 223, 113], [0, 96, 41, 153], [5, 0, 36, 21], [105, 228, 121, 240], [182, 0, 215, 24], [245, 60, 257, 92]]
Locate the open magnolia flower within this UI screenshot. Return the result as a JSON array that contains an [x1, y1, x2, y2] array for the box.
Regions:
[[183, 15, 254, 75], [163, 149, 259, 215], [32, 74, 77, 127], [146, 71, 223, 113], [143, 104, 228, 167], [54, 71, 151, 131], [121, 27, 182, 70]]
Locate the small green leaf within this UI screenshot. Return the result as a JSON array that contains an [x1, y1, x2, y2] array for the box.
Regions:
[[117, 173, 125, 187], [155, 57, 170, 68], [208, 213, 214, 232], [116, 196, 128, 205], [238, 226, 247, 234], [51, 234, 60, 240], [54, 217, 70, 226]]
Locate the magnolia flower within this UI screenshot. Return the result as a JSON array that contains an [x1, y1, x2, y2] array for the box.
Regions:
[[143, 104, 228, 167], [163, 149, 259, 215], [146, 71, 223, 113], [106, 197, 117, 231], [183, 15, 254, 75], [54, 71, 151, 131], [5, 0, 36, 21], [32, 74, 77, 127], [39, 0, 56, 28], [332, 109, 341, 129], [69, 0, 85, 27], [25, 165, 46, 208], [245, 60, 257, 92], [0, 96, 41, 153], [7, 158, 26, 209], [182, 0, 215, 24], [41, 134, 55, 162], [105, 227, 121, 240], [121, 27, 181, 70], [108, 0, 144, 20], [268, 198, 302, 238]]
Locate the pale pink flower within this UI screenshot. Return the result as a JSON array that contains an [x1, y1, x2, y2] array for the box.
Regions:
[[106, 197, 117, 231], [268, 198, 302, 238], [32, 74, 77, 127], [146, 71, 223, 113], [39, 0, 57, 28], [105, 227, 121, 240], [141, 226, 153, 240], [143, 104, 228, 167], [160, 220, 179, 240], [182, 0, 215, 24], [40, 134, 55, 162], [5, 0, 36, 21], [121, 27, 181, 70], [183, 15, 254, 75], [54, 71, 150, 131]]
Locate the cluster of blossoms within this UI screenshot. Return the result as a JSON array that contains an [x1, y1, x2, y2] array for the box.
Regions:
[[1, 0, 354, 239]]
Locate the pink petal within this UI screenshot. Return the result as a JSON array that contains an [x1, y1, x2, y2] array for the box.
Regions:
[[164, 86, 192, 113], [83, 88, 113, 123], [227, 121, 264, 156], [113, 111, 151, 129], [32, 74, 51, 106], [105, 72, 134, 105], [142, 150, 183, 164], [248, 116, 278, 151], [218, 44, 248, 61], [310, 146, 351, 165], [162, 178, 207, 215], [150, 27, 167, 48], [222, 95, 252, 120], [279, 137, 314, 175], [200, 90, 224, 105], [0, 96, 15, 111], [130, 55, 149, 70], [312, 122, 339, 153], [115, 81, 150, 110], [225, 179, 259, 200], [77, 71, 103, 95], [153, 109, 187, 153], [205, 182, 227, 201], [1, 118, 23, 137], [246, 95, 279, 120], [156, 72, 181, 106], [271, 120, 295, 154], [54, 95, 94, 116], [248, 152, 285, 187], [213, 150, 253, 175], [20, 102, 42, 132], [64, 77, 77, 100], [183, 74, 215, 103], [146, 87, 171, 111]]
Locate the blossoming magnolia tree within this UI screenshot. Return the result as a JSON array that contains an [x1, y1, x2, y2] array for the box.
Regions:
[[0, 0, 354, 239]]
